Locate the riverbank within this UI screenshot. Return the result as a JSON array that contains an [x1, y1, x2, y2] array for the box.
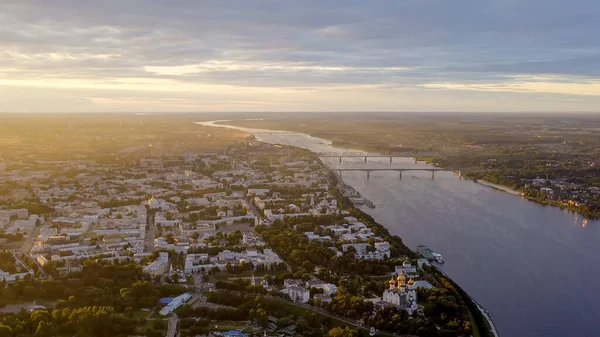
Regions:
[[472, 177, 599, 219], [434, 268, 499, 337], [475, 180, 522, 196], [328, 168, 497, 337]]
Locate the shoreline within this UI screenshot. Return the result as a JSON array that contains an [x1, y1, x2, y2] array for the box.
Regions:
[[434, 267, 500, 337], [330, 167, 499, 337], [473, 178, 599, 219], [200, 120, 498, 336], [475, 180, 522, 196]]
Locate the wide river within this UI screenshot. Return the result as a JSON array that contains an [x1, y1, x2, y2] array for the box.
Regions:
[[199, 121, 600, 337]]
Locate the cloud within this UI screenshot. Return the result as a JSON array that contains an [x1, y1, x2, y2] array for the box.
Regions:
[[1, 0, 600, 112]]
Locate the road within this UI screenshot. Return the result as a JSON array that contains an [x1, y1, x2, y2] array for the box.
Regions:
[[20, 225, 41, 255], [166, 314, 178, 337], [145, 209, 156, 252], [244, 196, 265, 224], [266, 297, 416, 337]]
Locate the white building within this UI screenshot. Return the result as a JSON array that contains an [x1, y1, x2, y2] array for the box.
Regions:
[[304, 232, 332, 242], [312, 283, 338, 296], [143, 252, 170, 277], [395, 260, 417, 275], [248, 188, 270, 196], [417, 258, 430, 268], [382, 274, 419, 315], [160, 292, 192, 315], [184, 253, 210, 274], [341, 243, 370, 255], [281, 286, 310, 303]]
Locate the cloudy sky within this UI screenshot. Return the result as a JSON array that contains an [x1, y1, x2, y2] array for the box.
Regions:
[[2, 0, 600, 113]]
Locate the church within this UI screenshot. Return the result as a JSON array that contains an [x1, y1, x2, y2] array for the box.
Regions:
[[382, 272, 419, 315]]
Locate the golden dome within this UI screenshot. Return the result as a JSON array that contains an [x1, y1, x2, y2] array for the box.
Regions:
[[408, 278, 415, 286], [388, 277, 396, 285], [397, 273, 406, 284]]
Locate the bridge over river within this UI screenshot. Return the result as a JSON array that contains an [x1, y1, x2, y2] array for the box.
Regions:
[[334, 167, 443, 179], [317, 151, 442, 163], [324, 160, 448, 180]]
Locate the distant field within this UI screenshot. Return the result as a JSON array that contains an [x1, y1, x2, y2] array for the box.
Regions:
[[0, 113, 252, 160]]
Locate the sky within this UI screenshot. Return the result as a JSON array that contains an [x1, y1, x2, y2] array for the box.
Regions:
[[1, 0, 600, 113]]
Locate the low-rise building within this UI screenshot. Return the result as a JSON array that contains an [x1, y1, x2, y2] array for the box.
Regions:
[[281, 286, 310, 303], [159, 292, 192, 315], [143, 252, 170, 277]]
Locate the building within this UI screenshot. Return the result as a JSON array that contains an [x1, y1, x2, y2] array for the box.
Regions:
[[412, 280, 434, 289], [159, 292, 192, 315], [36, 255, 49, 266], [395, 260, 417, 275], [0, 269, 9, 281], [281, 286, 310, 303], [313, 293, 332, 303], [341, 243, 370, 255], [184, 253, 210, 274], [312, 283, 338, 296], [417, 258, 430, 268], [219, 331, 248, 337], [382, 274, 419, 315], [0, 209, 29, 219], [247, 188, 270, 196], [143, 252, 169, 277], [304, 232, 332, 242]]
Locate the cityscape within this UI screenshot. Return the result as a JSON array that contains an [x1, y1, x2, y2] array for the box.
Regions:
[[2, 1, 600, 337], [0, 117, 481, 337]]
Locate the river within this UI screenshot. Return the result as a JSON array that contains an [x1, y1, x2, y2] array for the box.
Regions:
[[198, 120, 600, 337]]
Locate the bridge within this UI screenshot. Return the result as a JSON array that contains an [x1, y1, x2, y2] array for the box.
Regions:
[[318, 151, 442, 163], [334, 168, 443, 179], [252, 132, 299, 136]]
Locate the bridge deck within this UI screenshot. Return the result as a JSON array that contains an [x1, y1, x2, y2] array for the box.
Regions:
[[318, 151, 441, 157], [333, 168, 442, 172]]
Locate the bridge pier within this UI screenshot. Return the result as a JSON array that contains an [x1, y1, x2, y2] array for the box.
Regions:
[[339, 156, 342, 164], [390, 156, 393, 164], [364, 156, 368, 163], [399, 172, 402, 180], [431, 171, 435, 179], [414, 157, 418, 164], [367, 171, 370, 179]]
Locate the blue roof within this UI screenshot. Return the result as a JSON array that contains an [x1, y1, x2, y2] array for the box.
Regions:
[[223, 330, 248, 337], [159, 297, 174, 304]]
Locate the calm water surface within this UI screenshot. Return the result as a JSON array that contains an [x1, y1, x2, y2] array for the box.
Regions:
[[199, 121, 600, 337]]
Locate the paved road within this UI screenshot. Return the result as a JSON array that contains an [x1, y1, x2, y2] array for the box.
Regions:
[[145, 210, 156, 253], [166, 314, 178, 337], [20, 225, 41, 255], [245, 196, 265, 223], [266, 297, 415, 337]]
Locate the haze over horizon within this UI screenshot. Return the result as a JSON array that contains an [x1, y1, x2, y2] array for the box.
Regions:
[[2, 1, 600, 113]]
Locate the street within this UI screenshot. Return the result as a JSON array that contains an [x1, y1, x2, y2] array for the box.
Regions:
[[166, 314, 179, 337]]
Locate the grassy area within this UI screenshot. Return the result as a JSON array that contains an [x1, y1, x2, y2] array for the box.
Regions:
[[148, 311, 168, 319], [212, 321, 249, 331], [186, 275, 195, 285], [468, 310, 482, 337], [131, 309, 152, 319], [134, 318, 168, 335]]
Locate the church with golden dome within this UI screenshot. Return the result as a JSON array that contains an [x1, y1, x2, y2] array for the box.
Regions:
[[382, 272, 419, 315]]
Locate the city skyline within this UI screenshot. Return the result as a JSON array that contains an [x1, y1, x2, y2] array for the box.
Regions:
[[2, 0, 600, 113]]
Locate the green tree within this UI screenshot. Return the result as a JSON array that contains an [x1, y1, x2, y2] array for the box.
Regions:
[[327, 326, 359, 337]]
